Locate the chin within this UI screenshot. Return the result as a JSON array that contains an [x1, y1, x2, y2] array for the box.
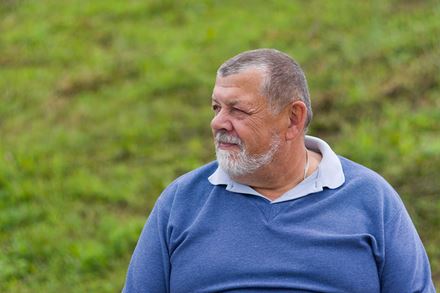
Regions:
[[216, 151, 247, 177]]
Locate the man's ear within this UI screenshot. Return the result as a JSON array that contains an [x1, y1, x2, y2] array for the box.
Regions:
[[285, 101, 307, 140]]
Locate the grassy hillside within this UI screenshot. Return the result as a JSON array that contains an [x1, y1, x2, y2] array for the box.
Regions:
[[1, 0, 439, 291]]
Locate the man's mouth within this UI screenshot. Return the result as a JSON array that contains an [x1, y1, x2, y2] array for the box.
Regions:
[[216, 141, 239, 150], [215, 133, 242, 151]]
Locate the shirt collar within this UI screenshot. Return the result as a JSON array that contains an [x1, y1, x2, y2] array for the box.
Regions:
[[304, 135, 345, 189], [208, 135, 345, 203]]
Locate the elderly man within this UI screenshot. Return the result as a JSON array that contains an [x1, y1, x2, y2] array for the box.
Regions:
[[123, 49, 435, 292]]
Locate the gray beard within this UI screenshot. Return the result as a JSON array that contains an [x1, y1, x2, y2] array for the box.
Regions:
[[215, 132, 281, 178]]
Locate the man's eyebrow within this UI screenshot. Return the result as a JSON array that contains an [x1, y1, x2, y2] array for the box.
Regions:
[[211, 96, 239, 107]]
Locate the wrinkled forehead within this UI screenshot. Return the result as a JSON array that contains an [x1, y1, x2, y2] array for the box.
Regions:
[[214, 68, 265, 92], [212, 71, 269, 109], [217, 64, 267, 80]]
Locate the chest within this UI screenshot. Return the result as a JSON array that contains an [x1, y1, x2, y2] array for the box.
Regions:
[[168, 195, 381, 292]]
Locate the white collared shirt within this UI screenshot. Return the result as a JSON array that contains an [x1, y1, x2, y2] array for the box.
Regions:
[[208, 135, 345, 203]]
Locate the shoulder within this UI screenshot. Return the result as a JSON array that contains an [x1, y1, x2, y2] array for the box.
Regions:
[[337, 156, 405, 220], [154, 161, 219, 210], [152, 161, 225, 241], [339, 156, 395, 191], [173, 161, 218, 190]]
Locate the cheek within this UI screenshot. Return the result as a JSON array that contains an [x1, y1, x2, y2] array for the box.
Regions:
[[246, 117, 270, 136], [238, 119, 270, 146]]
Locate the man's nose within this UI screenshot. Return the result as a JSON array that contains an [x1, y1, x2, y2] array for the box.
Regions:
[[211, 110, 233, 132]]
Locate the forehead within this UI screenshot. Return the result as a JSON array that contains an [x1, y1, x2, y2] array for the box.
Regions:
[[212, 68, 266, 105]]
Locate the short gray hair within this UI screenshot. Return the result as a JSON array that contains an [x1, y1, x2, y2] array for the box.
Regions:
[[217, 48, 313, 129]]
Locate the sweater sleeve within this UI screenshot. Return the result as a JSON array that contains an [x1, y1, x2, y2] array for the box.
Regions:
[[380, 205, 436, 293], [122, 185, 175, 293]]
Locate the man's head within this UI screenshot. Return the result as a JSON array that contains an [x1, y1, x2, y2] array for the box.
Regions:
[[211, 49, 312, 178], [217, 48, 312, 127]]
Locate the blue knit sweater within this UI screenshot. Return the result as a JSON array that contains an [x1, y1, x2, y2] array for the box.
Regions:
[[123, 157, 435, 292]]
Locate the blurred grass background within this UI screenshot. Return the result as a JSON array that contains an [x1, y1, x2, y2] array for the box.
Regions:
[[0, 0, 439, 291]]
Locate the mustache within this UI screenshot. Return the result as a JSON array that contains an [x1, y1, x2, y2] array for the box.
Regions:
[[215, 132, 243, 146]]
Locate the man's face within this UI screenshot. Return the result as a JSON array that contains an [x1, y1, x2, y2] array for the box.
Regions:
[[211, 68, 285, 177]]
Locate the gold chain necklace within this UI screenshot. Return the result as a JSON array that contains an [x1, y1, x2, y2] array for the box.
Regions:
[[303, 149, 310, 180]]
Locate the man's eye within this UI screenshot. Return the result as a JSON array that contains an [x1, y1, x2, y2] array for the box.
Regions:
[[233, 108, 248, 115], [212, 105, 220, 113]]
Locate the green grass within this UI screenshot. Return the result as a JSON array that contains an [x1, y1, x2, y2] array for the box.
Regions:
[[1, 0, 439, 291]]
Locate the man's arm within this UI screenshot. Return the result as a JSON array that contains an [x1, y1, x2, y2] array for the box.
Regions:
[[380, 206, 435, 292], [122, 196, 171, 293]]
